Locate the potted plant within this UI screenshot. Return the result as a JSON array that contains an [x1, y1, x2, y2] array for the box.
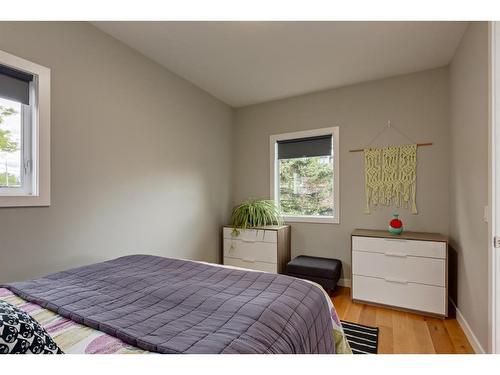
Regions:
[[230, 199, 283, 237]]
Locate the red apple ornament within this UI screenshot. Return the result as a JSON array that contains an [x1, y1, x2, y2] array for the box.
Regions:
[[388, 214, 403, 235]]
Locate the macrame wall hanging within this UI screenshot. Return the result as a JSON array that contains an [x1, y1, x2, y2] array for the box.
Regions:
[[363, 144, 417, 213], [350, 121, 432, 214]]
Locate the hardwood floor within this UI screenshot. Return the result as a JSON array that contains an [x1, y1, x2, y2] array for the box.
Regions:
[[331, 287, 474, 354]]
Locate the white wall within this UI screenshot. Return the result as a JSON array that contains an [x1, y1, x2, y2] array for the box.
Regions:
[[0, 22, 233, 282], [232, 67, 450, 283], [449, 21, 489, 351]]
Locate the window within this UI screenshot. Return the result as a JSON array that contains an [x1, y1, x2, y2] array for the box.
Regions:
[[270, 127, 339, 224], [0, 50, 50, 207]]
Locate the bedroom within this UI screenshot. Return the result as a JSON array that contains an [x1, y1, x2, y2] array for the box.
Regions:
[[1, 0, 500, 372]]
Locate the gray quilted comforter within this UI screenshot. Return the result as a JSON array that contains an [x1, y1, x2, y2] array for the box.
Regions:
[[4, 255, 335, 354]]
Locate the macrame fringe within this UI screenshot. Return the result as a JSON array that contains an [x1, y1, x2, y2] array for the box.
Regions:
[[364, 144, 417, 214]]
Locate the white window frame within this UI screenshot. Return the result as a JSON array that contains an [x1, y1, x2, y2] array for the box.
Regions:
[[270, 126, 340, 224], [0, 49, 50, 207]]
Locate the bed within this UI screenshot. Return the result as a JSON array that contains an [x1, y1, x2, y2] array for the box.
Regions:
[[1, 255, 351, 354]]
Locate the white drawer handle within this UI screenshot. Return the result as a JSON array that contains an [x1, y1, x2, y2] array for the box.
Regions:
[[242, 258, 255, 263], [384, 238, 407, 242], [384, 251, 407, 258], [241, 238, 256, 243], [384, 277, 408, 284]]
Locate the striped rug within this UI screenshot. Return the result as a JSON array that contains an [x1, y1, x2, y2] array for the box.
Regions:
[[341, 320, 379, 354]]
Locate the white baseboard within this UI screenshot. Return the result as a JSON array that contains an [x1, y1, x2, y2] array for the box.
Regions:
[[451, 300, 486, 353], [338, 278, 351, 288]]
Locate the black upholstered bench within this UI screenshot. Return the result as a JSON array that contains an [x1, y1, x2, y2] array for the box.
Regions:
[[286, 255, 342, 293]]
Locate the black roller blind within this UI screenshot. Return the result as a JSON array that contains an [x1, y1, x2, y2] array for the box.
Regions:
[[0, 64, 34, 105], [277, 134, 332, 159]]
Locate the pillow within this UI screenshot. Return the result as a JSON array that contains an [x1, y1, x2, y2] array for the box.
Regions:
[[0, 299, 63, 354]]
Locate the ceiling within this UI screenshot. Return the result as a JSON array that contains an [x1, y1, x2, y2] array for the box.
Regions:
[[92, 22, 468, 107]]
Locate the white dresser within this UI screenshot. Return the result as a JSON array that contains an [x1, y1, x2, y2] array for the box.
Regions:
[[351, 229, 448, 317], [223, 226, 291, 274]]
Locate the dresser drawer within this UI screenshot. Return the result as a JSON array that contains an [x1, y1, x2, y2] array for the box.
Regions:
[[352, 236, 446, 259], [223, 238, 277, 264], [223, 257, 277, 273], [352, 275, 446, 315], [352, 250, 445, 287], [223, 227, 277, 243]]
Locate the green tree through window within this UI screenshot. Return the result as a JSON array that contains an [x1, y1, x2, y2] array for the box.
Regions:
[[279, 156, 333, 216], [0, 104, 20, 187]]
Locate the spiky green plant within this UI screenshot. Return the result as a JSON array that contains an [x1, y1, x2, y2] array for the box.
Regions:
[[230, 199, 283, 232]]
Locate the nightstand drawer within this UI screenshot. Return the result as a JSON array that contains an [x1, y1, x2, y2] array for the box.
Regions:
[[223, 227, 277, 243], [223, 238, 277, 264], [223, 256, 277, 273]]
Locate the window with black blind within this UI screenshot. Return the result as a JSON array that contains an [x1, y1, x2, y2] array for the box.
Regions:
[[0, 64, 35, 192], [270, 128, 339, 223], [0, 50, 50, 206]]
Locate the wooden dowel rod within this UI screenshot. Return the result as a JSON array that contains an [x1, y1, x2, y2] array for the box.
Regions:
[[349, 142, 433, 153]]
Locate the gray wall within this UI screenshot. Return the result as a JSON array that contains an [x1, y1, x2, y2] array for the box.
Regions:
[[233, 67, 450, 283], [449, 22, 489, 351], [0, 22, 233, 282]]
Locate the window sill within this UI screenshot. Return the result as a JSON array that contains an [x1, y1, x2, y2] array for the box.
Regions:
[[283, 215, 339, 224], [0, 194, 50, 207]]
